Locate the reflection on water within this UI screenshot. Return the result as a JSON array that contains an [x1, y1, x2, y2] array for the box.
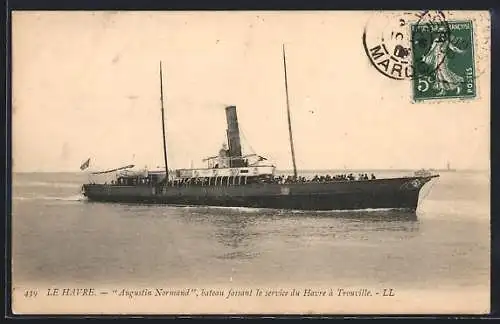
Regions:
[[178, 205, 419, 221], [173, 206, 421, 261]]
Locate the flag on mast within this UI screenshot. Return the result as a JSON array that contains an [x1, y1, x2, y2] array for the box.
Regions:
[[80, 158, 91, 171]]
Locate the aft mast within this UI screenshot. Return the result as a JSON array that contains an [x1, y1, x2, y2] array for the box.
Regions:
[[159, 61, 169, 182], [282, 44, 298, 180]]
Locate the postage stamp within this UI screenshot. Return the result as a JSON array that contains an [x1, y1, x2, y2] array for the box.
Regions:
[[363, 11, 477, 102], [411, 20, 476, 101]]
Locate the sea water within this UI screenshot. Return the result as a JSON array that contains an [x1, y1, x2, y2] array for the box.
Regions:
[[11, 171, 490, 297]]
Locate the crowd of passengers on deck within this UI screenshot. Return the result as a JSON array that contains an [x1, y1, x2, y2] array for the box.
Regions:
[[272, 173, 376, 184], [163, 172, 376, 186], [109, 173, 377, 187]]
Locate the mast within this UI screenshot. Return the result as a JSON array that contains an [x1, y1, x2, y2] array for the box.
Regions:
[[159, 61, 169, 181], [282, 44, 298, 179]]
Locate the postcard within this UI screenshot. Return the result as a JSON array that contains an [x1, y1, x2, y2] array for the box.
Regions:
[[11, 10, 490, 315]]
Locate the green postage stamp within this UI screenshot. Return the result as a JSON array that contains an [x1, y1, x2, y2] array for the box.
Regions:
[[411, 20, 476, 101]]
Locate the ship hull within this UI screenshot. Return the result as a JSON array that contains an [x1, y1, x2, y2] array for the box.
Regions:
[[82, 175, 438, 211]]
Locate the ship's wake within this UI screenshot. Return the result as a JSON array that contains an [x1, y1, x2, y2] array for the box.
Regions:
[[179, 205, 411, 213], [13, 194, 86, 202], [174, 205, 417, 219], [13, 181, 81, 189], [177, 205, 270, 214]]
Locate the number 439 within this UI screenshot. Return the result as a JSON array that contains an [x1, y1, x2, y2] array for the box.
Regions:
[[23, 289, 38, 298]]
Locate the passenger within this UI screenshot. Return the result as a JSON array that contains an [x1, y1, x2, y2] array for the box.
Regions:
[[371, 173, 376, 180]]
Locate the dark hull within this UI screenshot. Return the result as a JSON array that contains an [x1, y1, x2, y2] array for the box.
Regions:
[[82, 175, 438, 211]]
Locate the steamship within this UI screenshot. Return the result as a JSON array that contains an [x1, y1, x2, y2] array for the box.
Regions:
[[82, 47, 439, 211]]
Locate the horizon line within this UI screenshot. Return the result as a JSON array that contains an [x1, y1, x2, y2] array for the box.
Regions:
[[12, 168, 490, 174]]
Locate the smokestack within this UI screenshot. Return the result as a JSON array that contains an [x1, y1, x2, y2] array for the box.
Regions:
[[225, 105, 243, 167]]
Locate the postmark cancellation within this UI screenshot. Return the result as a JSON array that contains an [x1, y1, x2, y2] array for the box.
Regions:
[[363, 12, 479, 102]]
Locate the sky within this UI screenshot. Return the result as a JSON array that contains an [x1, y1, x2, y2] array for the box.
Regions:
[[12, 11, 490, 172]]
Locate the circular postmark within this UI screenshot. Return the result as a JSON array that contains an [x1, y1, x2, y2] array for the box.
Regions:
[[362, 11, 451, 81]]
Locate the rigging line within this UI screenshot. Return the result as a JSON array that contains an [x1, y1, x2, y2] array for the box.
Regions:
[[238, 125, 256, 155]]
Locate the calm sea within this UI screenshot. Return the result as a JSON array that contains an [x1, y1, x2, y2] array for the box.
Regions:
[[11, 170, 490, 292]]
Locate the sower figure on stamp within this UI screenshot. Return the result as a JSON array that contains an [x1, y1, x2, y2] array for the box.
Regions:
[[421, 27, 466, 96]]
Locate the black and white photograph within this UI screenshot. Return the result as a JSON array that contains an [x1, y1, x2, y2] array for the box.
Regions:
[[11, 10, 490, 314]]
